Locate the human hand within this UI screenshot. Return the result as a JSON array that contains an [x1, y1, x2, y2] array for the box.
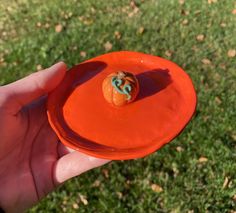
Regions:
[[0, 62, 109, 213]]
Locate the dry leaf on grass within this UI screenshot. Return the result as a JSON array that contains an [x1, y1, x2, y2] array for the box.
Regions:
[[231, 133, 236, 141], [151, 184, 163, 193], [208, 0, 217, 4], [83, 19, 93, 25], [62, 206, 67, 212], [80, 51, 87, 58], [91, 7, 96, 14], [137, 26, 145, 34], [0, 57, 4, 63], [128, 12, 134, 18], [179, 0, 185, 5], [64, 12, 73, 19], [215, 96, 222, 105], [116, 192, 123, 199], [165, 50, 173, 57], [79, 194, 88, 205], [232, 9, 236, 15], [104, 41, 112, 51], [196, 34, 205, 41], [55, 24, 63, 33], [72, 203, 79, 209], [176, 146, 184, 152], [191, 45, 199, 52], [62, 197, 68, 205], [219, 63, 226, 70], [227, 49, 236, 58], [45, 23, 50, 28], [133, 7, 139, 14], [36, 64, 43, 71], [181, 9, 189, 16], [182, 19, 188, 25], [214, 72, 221, 81], [92, 180, 101, 187], [201, 58, 211, 65], [220, 22, 226, 28], [114, 31, 121, 39], [198, 157, 208, 163], [6, 6, 12, 12], [223, 176, 229, 189], [102, 169, 109, 178], [130, 1, 137, 9], [71, 46, 77, 51], [36, 22, 42, 27]]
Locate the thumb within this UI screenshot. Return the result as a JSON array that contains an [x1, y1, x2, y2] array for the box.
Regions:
[[54, 151, 110, 184], [1, 62, 67, 114]]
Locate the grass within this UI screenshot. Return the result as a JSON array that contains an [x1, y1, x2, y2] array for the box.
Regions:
[[1, 0, 236, 212]]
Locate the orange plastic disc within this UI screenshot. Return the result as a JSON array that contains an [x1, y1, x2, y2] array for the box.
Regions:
[[47, 51, 197, 160]]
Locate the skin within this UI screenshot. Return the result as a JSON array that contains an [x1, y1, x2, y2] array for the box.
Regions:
[[0, 62, 109, 213]]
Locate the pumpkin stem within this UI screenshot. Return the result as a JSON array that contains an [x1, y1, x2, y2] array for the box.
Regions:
[[117, 71, 126, 79]]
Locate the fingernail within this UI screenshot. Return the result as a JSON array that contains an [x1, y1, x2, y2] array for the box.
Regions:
[[51, 61, 67, 69]]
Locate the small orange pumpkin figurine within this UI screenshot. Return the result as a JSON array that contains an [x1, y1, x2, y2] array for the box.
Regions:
[[102, 71, 139, 107]]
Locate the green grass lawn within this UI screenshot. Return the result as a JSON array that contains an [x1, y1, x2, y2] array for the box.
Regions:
[[1, 0, 236, 212]]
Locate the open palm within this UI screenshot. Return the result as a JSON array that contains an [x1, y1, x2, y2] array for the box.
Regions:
[[0, 62, 109, 213]]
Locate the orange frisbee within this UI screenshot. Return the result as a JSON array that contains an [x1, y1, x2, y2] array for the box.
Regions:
[[47, 51, 197, 160]]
